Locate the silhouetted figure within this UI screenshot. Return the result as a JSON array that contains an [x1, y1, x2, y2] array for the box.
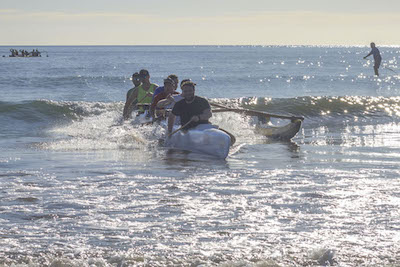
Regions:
[[364, 42, 382, 76]]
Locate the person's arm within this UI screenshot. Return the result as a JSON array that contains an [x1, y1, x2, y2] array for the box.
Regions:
[[122, 88, 138, 120], [156, 94, 175, 109], [150, 93, 164, 118], [199, 108, 212, 121], [191, 98, 212, 122], [364, 50, 373, 59], [151, 84, 161, 101], [191, 108, 212, 122], [167, 113, 176, 134], [126, 88, 133, 101]]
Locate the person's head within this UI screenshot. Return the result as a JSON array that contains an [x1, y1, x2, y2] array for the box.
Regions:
[[167, 74, 179, 90], [139, 69, 150, 83], [131, 72, 141, 86], [180, 79, 191, 89], [181, 80, 196, 102], [370, 42, 376, 48], [163, 78, 175, 94]]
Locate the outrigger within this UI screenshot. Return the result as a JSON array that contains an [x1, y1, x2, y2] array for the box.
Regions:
[[130, 101, 303, 159], [210, 102, 304, 141]]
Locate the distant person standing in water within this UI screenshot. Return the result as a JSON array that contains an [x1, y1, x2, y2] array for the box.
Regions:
[[364, 42, 382, 76]]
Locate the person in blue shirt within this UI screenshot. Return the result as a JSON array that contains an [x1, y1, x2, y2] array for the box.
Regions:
[[364, 42, 382, 76], [152, 74, 179, 101]]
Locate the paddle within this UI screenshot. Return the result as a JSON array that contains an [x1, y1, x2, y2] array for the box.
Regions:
[[363, 58, 398, 75], [167, 119, 193, 138], [383, 66, 398, 75], [210, 102, 304, 121]]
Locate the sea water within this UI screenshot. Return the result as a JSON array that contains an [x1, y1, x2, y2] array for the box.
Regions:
[[1, 45, 400, 266]]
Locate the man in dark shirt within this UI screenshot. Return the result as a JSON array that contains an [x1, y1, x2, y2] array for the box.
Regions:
[[167, 81, 212, 134], [364, 42, 382, 76]]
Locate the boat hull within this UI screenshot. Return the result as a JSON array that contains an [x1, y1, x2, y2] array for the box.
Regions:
[[166, 124, 231, 159]]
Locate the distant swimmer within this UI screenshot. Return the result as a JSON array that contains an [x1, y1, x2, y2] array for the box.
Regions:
[[364, 42, 382, 76]]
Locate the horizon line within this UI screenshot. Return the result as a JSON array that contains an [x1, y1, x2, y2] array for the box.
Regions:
[[1, 44, 400, 47]]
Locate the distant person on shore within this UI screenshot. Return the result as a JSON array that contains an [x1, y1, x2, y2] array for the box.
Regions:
[[123, 69, 158, 120], [364, 42, 382, 76], [122, 72, 141, 119]]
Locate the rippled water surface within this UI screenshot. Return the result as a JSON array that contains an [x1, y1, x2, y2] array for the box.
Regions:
[[1, 46, 400, 266]]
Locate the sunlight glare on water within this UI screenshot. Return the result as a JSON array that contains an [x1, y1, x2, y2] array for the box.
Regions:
[[2, 45, 400, 266]]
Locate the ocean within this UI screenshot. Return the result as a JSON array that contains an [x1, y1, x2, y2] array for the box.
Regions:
[[1, 45, 400, 266]]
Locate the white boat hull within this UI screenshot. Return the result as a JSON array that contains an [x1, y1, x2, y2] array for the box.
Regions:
[[165, 124, 231, 159]]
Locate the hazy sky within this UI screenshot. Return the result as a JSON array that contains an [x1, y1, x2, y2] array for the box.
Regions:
[[1, 0, 400, 45]]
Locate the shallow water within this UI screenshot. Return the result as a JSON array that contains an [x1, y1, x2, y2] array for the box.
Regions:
[[1, 45, 400, 266]]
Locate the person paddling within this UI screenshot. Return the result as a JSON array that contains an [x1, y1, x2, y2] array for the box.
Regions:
[[152, 74, 179, 102], [156, 79, 188, 111], [122, 72, 141, 119], [123, 69, 158, 120], [364, 42, 382, 76], [167, 81, 212, 134], [150, 78, 179, 119]]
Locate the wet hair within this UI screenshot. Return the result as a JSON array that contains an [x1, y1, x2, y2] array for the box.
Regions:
[[180, 79, 191, 87], [139, 69, 149, 78], [168, 74, 178, 83], [181, 80, 196, 88], [131, 72, 141, 81], [164, 78, 175, 86]]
